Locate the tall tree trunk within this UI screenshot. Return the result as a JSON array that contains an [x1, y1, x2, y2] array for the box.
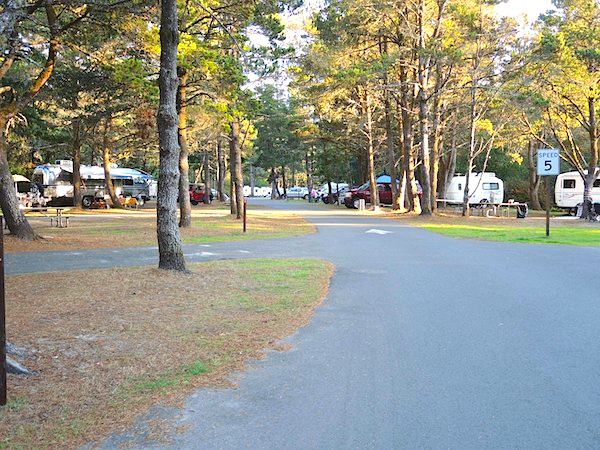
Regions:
[[281, 165, 287, 198], [527, 140, 542, 210], [230, 119, 243, 219], [365, 89, 379, 210], [72, 117, 82, 209], [216, 138, 226, 202], [398, 86, 421, 214], [381, 40, 398, 209], [269, 167, 279, 199], [306, 150, 314, 202], [229, 122, 238, 215], [582, 97, 599, 220], [203, 150, 211, 204], [417, 0, 432, 215], [430, 66, 443, 212], [0, 119, 37, 239], [462, 82, 478, 217], [102, 116, 121, 208], [177, 66, 191, 227], [156, 0, 186, 271]]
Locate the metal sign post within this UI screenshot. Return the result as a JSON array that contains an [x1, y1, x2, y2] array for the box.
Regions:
[[537, 149, 560, 237], [0, 217, 6, 406]]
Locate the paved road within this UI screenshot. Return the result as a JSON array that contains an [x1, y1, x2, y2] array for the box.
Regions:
[[13, 199, 600, 448]]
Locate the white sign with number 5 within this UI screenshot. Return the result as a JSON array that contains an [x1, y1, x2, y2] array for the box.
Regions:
[[537, 149, 560, 176]]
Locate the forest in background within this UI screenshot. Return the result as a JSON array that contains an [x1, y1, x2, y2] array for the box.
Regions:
[[1, 0, 599, 227]]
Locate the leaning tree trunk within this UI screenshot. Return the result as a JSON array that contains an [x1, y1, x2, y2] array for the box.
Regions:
[[176, 66, 191, 227], [216, 138, 226, 202], [156, 0, 186, 271], [72, 117, 83, 209], [0, 120, 37, 240], [102, 116, 121, 208]]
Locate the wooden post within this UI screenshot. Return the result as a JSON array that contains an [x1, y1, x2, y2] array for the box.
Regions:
[[0, 217, 6, 406], [243, 199, 247, 233], [546, 180, 550, 237]]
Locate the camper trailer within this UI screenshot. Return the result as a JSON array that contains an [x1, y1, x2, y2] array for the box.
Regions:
[[32, 160, 155, 207], [445, 172, 504, 205], [555, 170, 600, 212]]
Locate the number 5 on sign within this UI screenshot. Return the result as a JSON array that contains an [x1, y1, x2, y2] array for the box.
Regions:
[[537, 149, 560, 176]]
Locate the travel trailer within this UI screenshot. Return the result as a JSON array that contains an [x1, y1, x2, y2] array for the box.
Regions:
[[445, 173, 504, 205], [13, 174, 30, 203], [32, 160, 155, 207], [555, 170, 600, 211]]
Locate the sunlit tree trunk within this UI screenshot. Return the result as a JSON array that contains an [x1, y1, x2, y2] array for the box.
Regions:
[[365, 89, 379, 210], [156, 0, 186, 271], [177, 66, 192, 227], [102, 116, 121, 208], [0, 120, 37, 239], [229, 119, 243, 218]]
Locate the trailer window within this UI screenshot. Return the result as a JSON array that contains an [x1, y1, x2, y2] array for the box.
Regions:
[[483, 183, 499, 190], [563, 179, 576, 189], [594, 179, 600, 188], [122, 179, 134, 186]]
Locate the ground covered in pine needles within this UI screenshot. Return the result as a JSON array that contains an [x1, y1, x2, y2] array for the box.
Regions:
[[0, 258, 333, 449], [5, 204, 314, 253]]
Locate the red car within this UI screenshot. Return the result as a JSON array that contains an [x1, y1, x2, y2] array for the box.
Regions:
[[343, 176, 422, 209]]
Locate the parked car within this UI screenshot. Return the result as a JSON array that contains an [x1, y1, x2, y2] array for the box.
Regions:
[[286, 186, 309, 199], [318, 182, 349, 204], [189, 183, 215, 205], [343, 175, 421, 208]]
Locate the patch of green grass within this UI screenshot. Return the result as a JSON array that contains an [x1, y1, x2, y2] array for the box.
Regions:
[[122, 359, 209, 398], [422, 223, 600, 246]]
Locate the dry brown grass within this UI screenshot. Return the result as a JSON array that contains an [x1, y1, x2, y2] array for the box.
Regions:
[[6, 206, 315, 253], [0, 258, 333, 449]]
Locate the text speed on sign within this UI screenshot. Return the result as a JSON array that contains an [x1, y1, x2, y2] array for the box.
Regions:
[[537, 149, 560, 176]]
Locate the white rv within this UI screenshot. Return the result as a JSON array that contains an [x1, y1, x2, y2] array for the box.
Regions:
[[555, 170, 600, 211], [445, 172, 504, 205], [32, 160, 155, 207]]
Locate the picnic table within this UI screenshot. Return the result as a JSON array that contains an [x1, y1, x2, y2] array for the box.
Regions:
[[20, 206, 71, 228], [436, 199, 529, 218]]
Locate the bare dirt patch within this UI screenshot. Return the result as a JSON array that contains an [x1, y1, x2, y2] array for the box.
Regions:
[[0, 258, 333, 449]]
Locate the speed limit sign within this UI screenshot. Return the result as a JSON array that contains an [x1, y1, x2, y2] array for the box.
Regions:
[[537, 149, 560, 176]]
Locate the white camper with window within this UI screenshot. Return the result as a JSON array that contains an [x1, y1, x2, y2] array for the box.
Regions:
[[555, 170, 600, 211], [445, 172, 504, 205]]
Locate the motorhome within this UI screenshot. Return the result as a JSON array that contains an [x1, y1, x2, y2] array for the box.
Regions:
[[445, 172, 504, 205], [555, 170, 600, 212], [32, 160, 155, 207]]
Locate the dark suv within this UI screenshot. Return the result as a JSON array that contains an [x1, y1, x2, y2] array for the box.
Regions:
[[343, 176, 422, 208]]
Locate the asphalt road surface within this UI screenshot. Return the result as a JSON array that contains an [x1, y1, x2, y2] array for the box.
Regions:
[[11, 199, 600, 449]]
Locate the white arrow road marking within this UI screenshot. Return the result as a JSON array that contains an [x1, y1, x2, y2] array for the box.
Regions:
[[185, 251, 217, 257], [365, 229, 393, 235], [239, 250, 250, 254]]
